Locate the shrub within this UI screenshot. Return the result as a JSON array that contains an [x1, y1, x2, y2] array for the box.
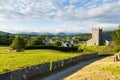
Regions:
[[27, 36, 44, 46], [113, 45, 120, 52], [25, 45, 79, 52]]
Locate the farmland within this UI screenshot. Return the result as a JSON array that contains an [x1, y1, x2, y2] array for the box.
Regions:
[[0, 46, 80, 74]]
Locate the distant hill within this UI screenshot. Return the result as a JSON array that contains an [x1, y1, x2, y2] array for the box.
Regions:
[[56, 32, 81, 36], [17, 32, 82, 36], [0, 31, 9, 34], [18, 32, 40, 35], [102, 30, 114, 41], [56, 32, 67, 36]]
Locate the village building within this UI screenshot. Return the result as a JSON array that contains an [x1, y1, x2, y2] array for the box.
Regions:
[[87, 28, 112, 46], [43, 39, 55, 45], [61, 41, 73, 47]]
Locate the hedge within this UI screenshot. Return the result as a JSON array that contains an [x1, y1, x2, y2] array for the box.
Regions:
[[25, 45, 78, 52]]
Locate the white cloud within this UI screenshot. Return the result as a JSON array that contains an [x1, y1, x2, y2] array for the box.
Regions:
[[70, 0, 87, 3], [0, 0, 120, 23], [0, 0, 119, 33]]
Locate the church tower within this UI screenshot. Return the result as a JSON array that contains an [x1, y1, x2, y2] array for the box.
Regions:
[[87, 28, 102, 46], [92, 28, 102, 45]]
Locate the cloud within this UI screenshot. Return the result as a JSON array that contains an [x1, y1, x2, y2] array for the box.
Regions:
[[0, 0, 120, 23], [0, 0, 119, 33], [0, 0, 56, 19], [92, 2, 120, 23], [69, 0, 87, 3]]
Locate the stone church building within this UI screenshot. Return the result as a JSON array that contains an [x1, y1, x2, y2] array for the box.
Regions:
[[87, 28, 112, 46]]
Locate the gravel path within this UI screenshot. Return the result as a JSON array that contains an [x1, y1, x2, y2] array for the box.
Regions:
[[41, 57, 104, 80]]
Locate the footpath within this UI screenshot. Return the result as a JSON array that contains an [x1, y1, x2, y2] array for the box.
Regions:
[[41, 57, 104, 80]]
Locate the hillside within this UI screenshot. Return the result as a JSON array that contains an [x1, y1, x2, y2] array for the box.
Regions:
[[0, 31, 8, 34], [64, 55, 120, 80], [102, 30, 115, 41]]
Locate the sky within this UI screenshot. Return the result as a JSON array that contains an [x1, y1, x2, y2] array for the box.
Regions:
[[0, 0, 120, 33]]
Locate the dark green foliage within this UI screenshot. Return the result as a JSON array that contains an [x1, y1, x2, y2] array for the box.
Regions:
[[0, 33, 91, 46], [21, 35, 31, 43], [0, 34, 15, 45], [10, 36, 26, 52], [26, 40, 32, 46], [112, 25, 120, 52], [102, 30, 114, 41], [77, 34, 91, 41], [54, 41, 61, 46], [112, 25, 120, 45], [28, 36, 44, 46], [113, 45, 120, 52], [25, 45, 79, 52]]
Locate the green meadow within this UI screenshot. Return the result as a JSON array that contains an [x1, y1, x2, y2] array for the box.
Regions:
[[79, 44, 115, 54], [0, 46, 80, 74], [0, 45, 116, 74]]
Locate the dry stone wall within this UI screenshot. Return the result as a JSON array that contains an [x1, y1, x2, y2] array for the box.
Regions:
[[52, 60, 63, 71], [0, 53, 98, 80]]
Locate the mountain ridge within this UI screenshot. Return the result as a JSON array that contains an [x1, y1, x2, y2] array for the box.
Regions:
[[0, 31, 9, 34]]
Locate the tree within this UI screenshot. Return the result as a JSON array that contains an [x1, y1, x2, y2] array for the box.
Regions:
[[54, 41, 61, 46], [112, 25, 120, 52], [0, 34, 15, 45], [10, 35, 26, 52], [28, 36, 44, 45]]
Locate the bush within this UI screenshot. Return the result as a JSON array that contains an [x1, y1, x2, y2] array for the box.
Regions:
[[113, 45, 120, 52], [27, 36, 44, 46], [25, 45, 79, 52]]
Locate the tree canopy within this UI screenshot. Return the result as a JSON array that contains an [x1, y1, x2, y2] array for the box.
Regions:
[[27, 36, 44, 46], [112, 25, 120, 45], [112, 25, 120, 52], [0, 34, 14, 45], [10, 35, 26, 52]]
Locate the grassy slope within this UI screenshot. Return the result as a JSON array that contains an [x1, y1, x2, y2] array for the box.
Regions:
[[64, 55, 120, 80], [0, 45, 116, 74], [0, 46, 81, 74], [79, 44, 115, 54]]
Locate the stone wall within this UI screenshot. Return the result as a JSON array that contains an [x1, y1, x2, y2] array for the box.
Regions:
[[0, 53, 98, 80], [52, 60, 63, 71]]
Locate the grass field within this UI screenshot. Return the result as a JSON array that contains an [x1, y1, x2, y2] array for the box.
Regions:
[[79, 44, 115, 54], [0, 46, 81, 74], [64, 55, 120, 80], [0, 45, 116, 74]]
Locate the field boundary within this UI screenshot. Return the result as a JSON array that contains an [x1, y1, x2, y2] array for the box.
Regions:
[[0, 53, 98, 80]]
